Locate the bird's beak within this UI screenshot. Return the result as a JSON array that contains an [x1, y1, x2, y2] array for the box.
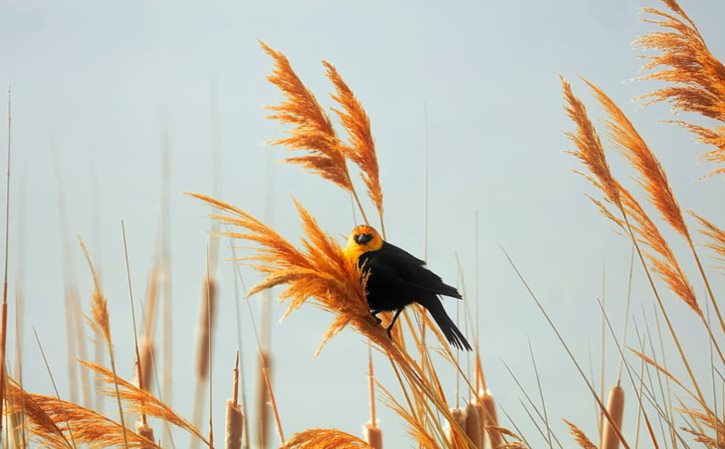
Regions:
[[354, 233, 373, 245]]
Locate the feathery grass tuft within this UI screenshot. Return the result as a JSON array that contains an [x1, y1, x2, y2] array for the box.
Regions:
[[637, 0, 725, 176], [260, 41, 353, 192], [323, 61, 384, 230], [6, 379, 158, 449], [279, 429, 373, 449], [80, 360, 209, 445], [563, 419, 597, 449]]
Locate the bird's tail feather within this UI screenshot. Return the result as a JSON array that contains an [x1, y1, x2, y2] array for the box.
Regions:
[[422, 295, 472, 351]]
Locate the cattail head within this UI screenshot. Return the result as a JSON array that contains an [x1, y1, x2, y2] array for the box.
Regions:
[[139, 338, 155, 392], [225, 399, 244, 449], [601, 385, 625, 449], [479, 389, 501, 449], [136, 420, 156, 449], [194, 275, 217, 381], [363, 422, 382, 449], [465, 401, 483, 449], [446, 407, 468, 447]]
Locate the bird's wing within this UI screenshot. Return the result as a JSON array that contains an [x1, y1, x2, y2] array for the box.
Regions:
[[378, 242, 462, 299]]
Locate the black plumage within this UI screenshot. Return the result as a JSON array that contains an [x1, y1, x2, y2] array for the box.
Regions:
[[358, 241, 472, 351]]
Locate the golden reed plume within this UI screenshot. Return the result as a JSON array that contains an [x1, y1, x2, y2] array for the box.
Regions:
[[563, 419, 597, 449], [323, 61, 384, 228], [561, 78, 699, 315], [280, 429, 373, 449], [5, 379, 158, 449], [691, 212, 725, 270], [80, 360, 209, 446], [637, 0, 725, 176], [585, 79, 689, 238], [260, 41, 353, 192]]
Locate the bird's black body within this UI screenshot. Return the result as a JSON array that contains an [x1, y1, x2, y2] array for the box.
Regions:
[[358, 241, 472, 351]]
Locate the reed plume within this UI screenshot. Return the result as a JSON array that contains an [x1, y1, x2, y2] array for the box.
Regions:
[[280, 429, 373, 449], [4, 379, 71, 449], [587, 77, 725, 336], [562, 78, 700, 315], [586, 79, 688, 238], [6, 379, 158, 449], [690, 212, 725, 269], [637, 0, 725, 176], [563, 419, 597, 449], [561, 77, 620, 206], [260, 41, 353, 192], [323, 61, 384, 230], [80, 360, 209, 445]]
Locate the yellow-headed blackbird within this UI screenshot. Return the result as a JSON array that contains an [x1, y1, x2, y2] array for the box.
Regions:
[[344, 225, 472, 351]]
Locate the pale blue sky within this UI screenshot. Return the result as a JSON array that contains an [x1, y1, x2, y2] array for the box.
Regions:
[[1, 0, 724, 448]]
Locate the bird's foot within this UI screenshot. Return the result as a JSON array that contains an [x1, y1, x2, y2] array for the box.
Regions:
[[385, 325, 393, 340]]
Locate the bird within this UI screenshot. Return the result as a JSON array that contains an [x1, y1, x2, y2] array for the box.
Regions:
[[344, 224, 472, 351]]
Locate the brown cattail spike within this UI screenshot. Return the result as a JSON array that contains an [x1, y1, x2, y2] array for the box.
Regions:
[[446, 408, 467, 447], [195, 276, 217, 381], [139, 339, 155, 392], [136, 421, 156, 449], [465, 401, 483, 448], [480, 389, 501, 449], [364, 422, 382, 449], [601, 385, 625, 449], [225, 399, 244, 449]]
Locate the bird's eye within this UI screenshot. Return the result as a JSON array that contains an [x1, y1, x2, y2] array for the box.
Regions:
[[354, 233, 373, 245]]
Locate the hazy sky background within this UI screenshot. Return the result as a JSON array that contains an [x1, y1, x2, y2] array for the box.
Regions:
[[1, 0, 724, 447]]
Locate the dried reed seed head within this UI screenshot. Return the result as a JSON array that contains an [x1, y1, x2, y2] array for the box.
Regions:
[[280, 428, 374, 449], [601, 385, 625, 449], [139, 338, 155, 392], [637, 1, 725, 175], [225, 399, 244, 449], [80, 360, 208, 445], [585, 78, 689, 239], [618, 187, 700, 315], [194, 276, 217, 381], [691, 211, 725, 267], [563, 419, 597, 449], [260, 42, 353, 192], [136, 421, 156, 449], [465, 401, 483, 449], [91, 291, 112, 345], [561, 76, 621, 207], [322, 60, 383, 215], [363, 422, 382, 449]]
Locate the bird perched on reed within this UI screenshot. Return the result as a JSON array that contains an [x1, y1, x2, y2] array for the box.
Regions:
[[344, 225, 472, 351]]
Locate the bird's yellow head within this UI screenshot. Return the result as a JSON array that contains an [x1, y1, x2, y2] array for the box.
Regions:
[[344, 225, 384, 261]]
